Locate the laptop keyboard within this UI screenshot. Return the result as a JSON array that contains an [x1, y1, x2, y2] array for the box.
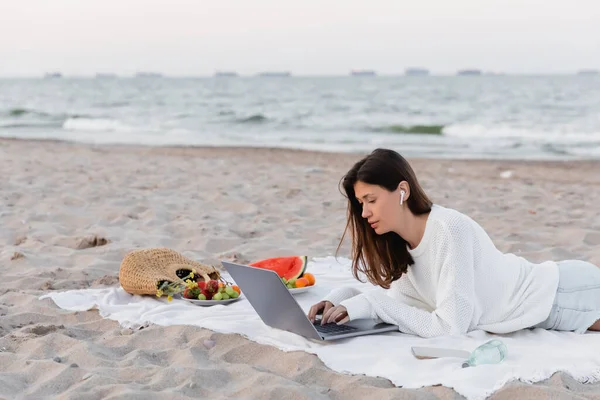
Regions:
[[313, 321, 358, 335]]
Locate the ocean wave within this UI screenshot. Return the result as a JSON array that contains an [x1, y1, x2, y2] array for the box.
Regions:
[[5, 108, 53, 118], [92, 101, 130, 108], [235, 114, 269, 123], [1, 108, 66, 129], [62, 118, 136, 132], [3, 108, 96, 121], [443, 124, 600, 143], [0, 121, 64, 129], [371, 124, 445, 135]]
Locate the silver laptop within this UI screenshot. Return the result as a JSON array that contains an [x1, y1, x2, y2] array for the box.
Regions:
[[221, 261, 398, 341]]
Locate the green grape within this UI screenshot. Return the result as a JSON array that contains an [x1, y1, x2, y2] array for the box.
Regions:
[[288, 278, 297, 286], [225, 286, 236, 297], [213, 292, 223, 301], [222, 293, 230, 300], [230, 291, 239, 298], [197, 293, 207, 300]]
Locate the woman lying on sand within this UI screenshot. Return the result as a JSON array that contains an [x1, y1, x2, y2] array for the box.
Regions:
[[308, 148, 600, 338]]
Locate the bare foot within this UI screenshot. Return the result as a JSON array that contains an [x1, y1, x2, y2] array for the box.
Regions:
[[589, 320, 600, 331]]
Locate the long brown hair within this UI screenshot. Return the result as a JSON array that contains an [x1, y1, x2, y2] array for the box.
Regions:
[[337, 148, 432, 288]]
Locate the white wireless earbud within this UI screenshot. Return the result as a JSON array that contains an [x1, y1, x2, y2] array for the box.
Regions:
[[400, 190, 406, 205]]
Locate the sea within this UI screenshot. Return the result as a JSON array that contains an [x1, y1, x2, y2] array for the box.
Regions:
[[1, 75, 600, 159]]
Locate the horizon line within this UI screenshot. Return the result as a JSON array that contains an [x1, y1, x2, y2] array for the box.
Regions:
[[1, 70, 599, 79]]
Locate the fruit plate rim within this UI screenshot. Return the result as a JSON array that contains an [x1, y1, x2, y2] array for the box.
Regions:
[[288, 284, 316, 294], [177, 293, 244, 306]]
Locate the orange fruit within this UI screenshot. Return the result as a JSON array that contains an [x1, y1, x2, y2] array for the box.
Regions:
[[232, 285, 241, 294], [295, 277, 309, 288], [303, 273, 316, 286]]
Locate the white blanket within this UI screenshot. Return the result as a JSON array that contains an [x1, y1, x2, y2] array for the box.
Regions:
[[40, 256, 600, 400]]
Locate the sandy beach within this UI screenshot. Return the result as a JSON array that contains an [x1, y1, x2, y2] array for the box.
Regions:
[[1, 137, 600, 399]]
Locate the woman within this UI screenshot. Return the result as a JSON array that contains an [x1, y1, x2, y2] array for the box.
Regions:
[[308, 148, 600, 338]]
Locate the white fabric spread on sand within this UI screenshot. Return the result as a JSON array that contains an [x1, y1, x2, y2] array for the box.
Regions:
[[40, 256, 600, 400]]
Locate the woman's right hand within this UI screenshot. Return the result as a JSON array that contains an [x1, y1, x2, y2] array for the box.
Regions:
[[308, 300, 334, 323]]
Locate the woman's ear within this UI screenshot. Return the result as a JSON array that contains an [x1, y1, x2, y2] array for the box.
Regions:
[[397, 181, 410, 200]]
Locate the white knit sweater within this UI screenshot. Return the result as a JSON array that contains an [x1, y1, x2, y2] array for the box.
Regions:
[[324, 204, 559, 338]]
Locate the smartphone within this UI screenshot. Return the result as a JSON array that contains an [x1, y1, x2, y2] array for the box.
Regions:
[[411, 346, 470, 360]]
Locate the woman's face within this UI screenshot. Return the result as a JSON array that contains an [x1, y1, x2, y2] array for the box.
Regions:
[[354, 180, 402, 235]]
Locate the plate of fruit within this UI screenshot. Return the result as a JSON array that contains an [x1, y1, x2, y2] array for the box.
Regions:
[[180, 279, 243, 306]]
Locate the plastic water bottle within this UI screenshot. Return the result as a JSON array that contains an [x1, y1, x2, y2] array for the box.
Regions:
[[462, 339, 507, 368]]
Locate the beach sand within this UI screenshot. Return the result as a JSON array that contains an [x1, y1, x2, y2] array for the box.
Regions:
[[1, 137, 600, 399]]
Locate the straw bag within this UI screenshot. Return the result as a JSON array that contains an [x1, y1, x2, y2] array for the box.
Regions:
[[119, 248, 220, 295]]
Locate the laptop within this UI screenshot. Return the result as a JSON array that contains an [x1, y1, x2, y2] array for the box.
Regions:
[[221, 261, 398, 341]]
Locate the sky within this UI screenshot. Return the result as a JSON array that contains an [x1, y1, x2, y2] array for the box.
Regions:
[[0, 0, 599, 77]]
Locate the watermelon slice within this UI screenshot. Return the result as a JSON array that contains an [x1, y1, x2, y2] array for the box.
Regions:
[[249, 256, 307, 280]]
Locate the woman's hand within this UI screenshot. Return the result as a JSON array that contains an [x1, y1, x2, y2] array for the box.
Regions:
[[308, 300, 334, 323], [321, 305, 349, 325]]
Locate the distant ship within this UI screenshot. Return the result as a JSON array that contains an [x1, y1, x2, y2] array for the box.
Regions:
[[577, 69, 599, 76], [405, 68, 430, 76], [258, 71, 291, 77], [457, 69, 482, 76], [135, 72, 163, 78], [215, 71, 239, 77], [351, 69, 376, 76], [44, 72, 62, 79]]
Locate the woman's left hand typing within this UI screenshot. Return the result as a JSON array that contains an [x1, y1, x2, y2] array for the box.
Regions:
[[321, 305, 350, 325]]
